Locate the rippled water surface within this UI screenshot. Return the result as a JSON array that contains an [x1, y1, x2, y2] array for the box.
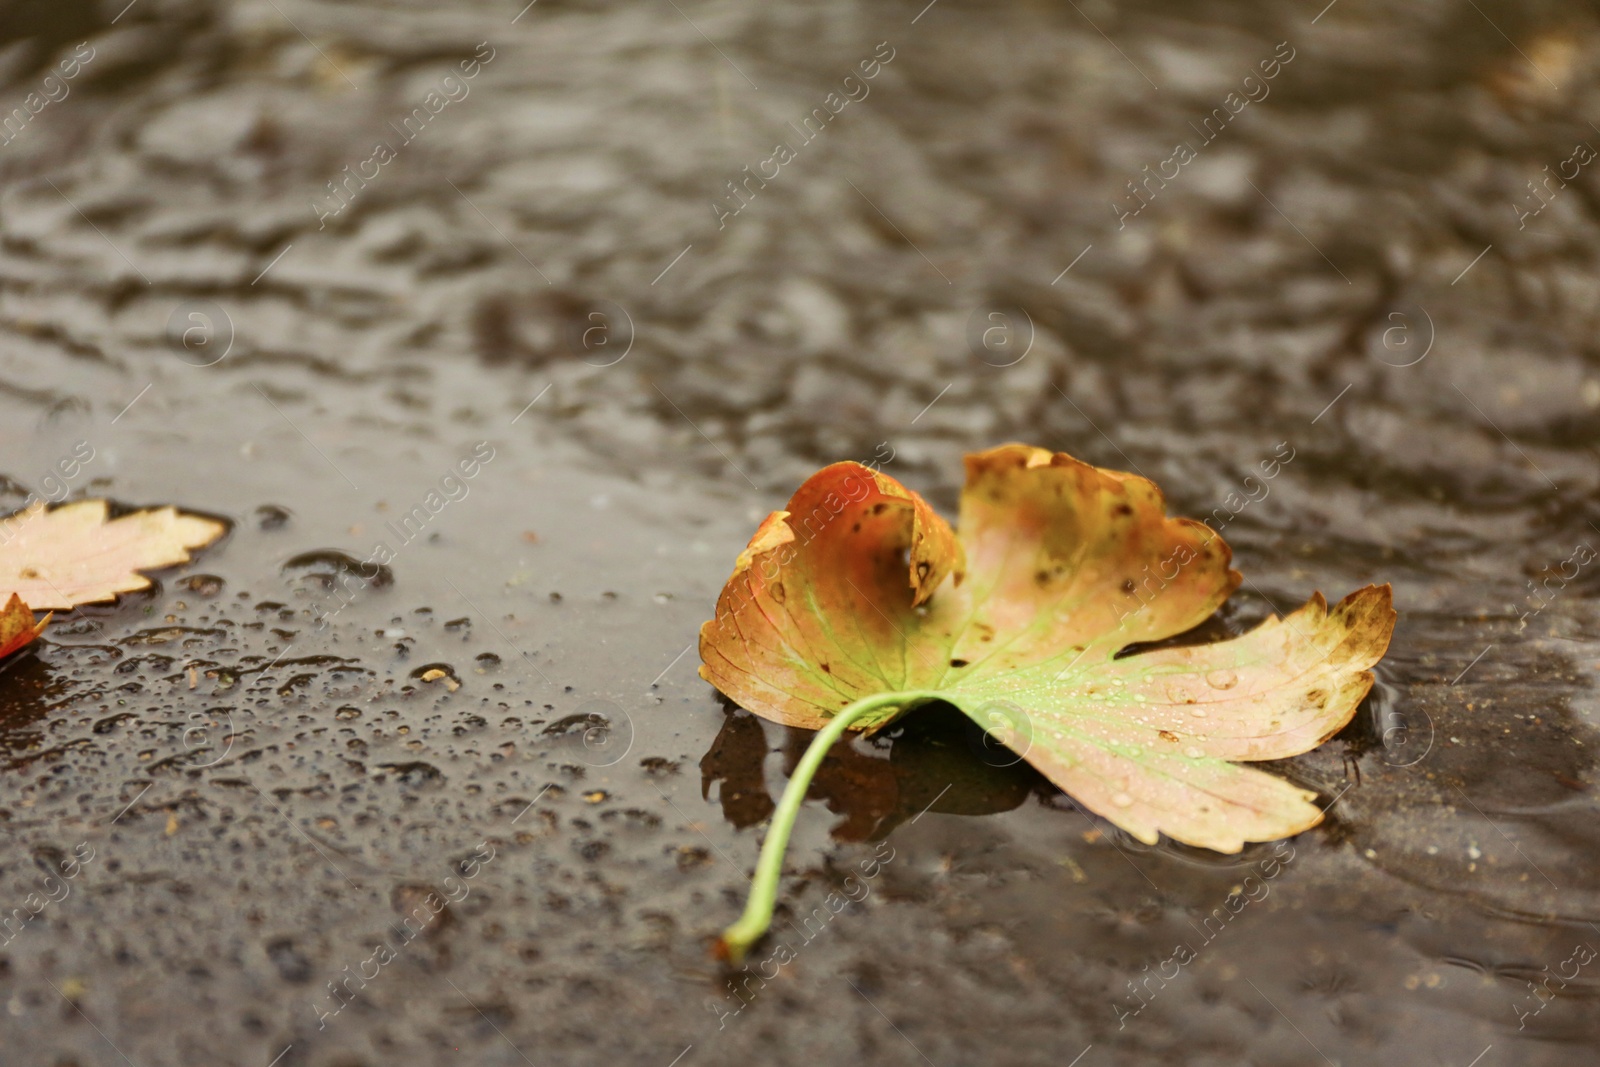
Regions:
[[1, 0, 1598, 1064]]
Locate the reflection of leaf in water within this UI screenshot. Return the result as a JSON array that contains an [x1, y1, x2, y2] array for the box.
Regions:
[[0, 645, 60, 758], [782, 725, 893, 842], [787, 703, 1038, 841], [699, 710, 774, 830], [886, 705, 1041, 821], [699, 702, 1038, 841]]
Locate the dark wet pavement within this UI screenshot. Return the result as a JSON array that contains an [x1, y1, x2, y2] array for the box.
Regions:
[[1, 0, 1598, 1064]]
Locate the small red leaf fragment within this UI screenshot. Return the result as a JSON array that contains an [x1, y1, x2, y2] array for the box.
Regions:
[[0, 592, 50, 660]]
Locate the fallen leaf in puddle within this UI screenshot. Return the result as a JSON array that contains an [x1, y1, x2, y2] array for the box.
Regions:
[[700, 443, 1396, 959], [0, 592, 50, 660], [0, 501, 227, 609]]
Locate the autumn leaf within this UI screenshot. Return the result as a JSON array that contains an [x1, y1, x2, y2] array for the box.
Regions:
[[0, 500, 228, 610], [699, 444, 1395, 959], [0, 593, 50, 660]]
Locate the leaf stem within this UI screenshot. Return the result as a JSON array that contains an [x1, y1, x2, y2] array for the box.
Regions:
[[717, 690, 937, 963]]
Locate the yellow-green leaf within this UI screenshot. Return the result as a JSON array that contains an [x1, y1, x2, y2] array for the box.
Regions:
[[699, 443, 1395, 854]]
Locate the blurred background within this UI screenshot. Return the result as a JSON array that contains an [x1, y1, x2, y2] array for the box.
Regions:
[[0, 0, 1598, 1064]]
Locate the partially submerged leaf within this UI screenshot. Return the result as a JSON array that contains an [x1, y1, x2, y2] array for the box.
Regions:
[[0, 593, 50, 660], [0, 501, 227, 610], [699, 443, 1395, 854]]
